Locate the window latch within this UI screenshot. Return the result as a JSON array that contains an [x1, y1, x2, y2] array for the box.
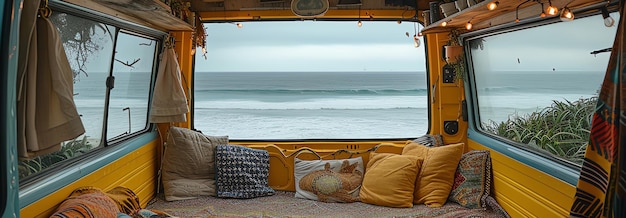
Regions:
[[106, 76, 115, 89], [590, 47, 611, 57]]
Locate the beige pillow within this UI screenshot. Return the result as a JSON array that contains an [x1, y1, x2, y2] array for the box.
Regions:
[[402, 142, 464, 207], [359, 152, 421, 208], [162, 127, 228, 201]]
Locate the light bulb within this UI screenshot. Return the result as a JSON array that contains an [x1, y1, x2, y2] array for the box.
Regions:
[[465, 21, 472, 30], [559, 7, 574, 22], [441, 21, 447, 27], [540, 12, 546, 18], [357, 20, 362, 27], [487, 1, 499, 10], [413, 35, 420, 48], [417, 32, 423, 37], [236, 23, 243, 28], [604, 16, 615, 27], [397, 20, 402, 24], [515, 18, 520, 23], [547, 5, 558, 16], [602, 7, 614, 27]]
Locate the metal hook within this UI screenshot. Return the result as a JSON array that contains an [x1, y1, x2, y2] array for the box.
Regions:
[[164, 34, 176, 49], [39, 0, 52, 18]]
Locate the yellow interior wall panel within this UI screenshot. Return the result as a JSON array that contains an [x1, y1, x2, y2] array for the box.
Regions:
[[170, 31, 194, 130], [153, 31, 195, 184], [20, 140, 159, 218], [468, 139, 576, 218], [425, 33, 467, 145], [243, 141, 406, 191]]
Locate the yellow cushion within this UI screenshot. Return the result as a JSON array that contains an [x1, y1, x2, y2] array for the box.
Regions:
[[359, 152, 422, 208], [402, 142, 464, 207]]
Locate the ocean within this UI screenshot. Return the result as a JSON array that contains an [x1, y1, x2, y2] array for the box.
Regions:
[[193, 70, 602, 140], [474, 71, 602, 125], [72, 70, 602, 141], [194, 71, 428, 139]]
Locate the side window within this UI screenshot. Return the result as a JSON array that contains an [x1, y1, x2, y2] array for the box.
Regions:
[[107, 33, 156, 140], [470, 13, 618, 166], [18, 14, 157, 180], [19, 13, 115, 179]]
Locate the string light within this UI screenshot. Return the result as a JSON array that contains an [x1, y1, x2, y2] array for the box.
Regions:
[[546, 0, 558, 16], [465, 21, 472, 30], [413, 22, 420, 48], [398, 6, 410, 25], [515, 0, 531, 23], [236, 23, 243, 28], [559, 7, 574, 22], [602, 6, 614, 27], [441, 21, 448, 27], [487, 1, 499, 10], [357, 6, 362, 27]]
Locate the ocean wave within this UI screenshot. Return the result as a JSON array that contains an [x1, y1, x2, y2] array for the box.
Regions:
[[479, 86, 518, 92], [195, 107, 425, 110], [196, 88, 428, 95], [194, 96, 427, 110]]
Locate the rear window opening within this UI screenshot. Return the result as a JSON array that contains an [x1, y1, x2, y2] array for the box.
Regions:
[[193, 21, 428, 140]]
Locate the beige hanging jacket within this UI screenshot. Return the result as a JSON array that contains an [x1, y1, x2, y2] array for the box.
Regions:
[[17, 0, 85, 159]]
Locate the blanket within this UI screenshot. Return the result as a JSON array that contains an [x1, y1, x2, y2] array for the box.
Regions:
[[146, 191, 509, 218], [50, 186, 176, 218]]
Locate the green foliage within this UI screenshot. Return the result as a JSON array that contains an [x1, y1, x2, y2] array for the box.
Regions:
[[482, 97, 597, 165], [447, 29, 462, 46], [18, 136, 93, 179], [446, 29, 465, 82], [452, 56, 465, 82]]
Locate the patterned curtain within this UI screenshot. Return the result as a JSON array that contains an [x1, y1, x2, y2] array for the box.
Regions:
[[570, 2, 625, 218]]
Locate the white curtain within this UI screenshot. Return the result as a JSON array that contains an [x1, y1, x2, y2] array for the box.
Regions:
[[149, 47, 189, 123], [17, 0, 85, 159]]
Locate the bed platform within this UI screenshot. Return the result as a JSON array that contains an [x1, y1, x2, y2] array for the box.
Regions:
[[146, 191, 509, 218]]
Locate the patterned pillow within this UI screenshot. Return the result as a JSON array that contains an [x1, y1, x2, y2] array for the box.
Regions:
[[412, 134, 444, 147], [294, 157, 364, 203], [449, 150, 492, 209], [215, 144, 275, 198]]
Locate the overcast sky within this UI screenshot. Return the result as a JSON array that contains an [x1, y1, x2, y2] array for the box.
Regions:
[[473, 12, 618, 72], [194, 21, 427, 72], [194, 12, 618, 73]]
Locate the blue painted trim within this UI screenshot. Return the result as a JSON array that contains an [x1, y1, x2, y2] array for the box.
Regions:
[[468, 129, 579, 185], [2, 0, 21, 217], [18, 131, 158, 208]]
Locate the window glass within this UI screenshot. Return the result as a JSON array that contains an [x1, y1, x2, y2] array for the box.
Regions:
[[18, 13, 115, 179], [471, 13, 619, 165], [194, 21, 427, 139], [107, 32, 156, 140]]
